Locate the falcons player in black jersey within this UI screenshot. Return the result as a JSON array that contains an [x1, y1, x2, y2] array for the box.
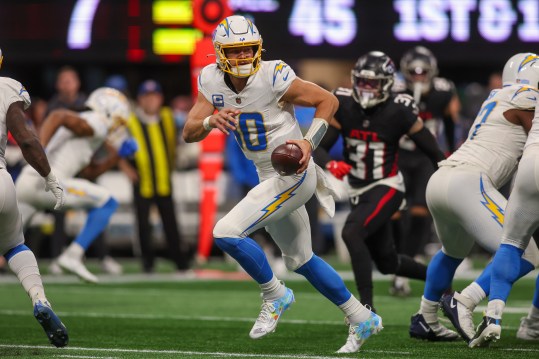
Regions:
[[314, 51, 445, 310], [391, 47, 461, 296]]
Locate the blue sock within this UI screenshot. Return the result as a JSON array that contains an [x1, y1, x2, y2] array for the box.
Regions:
[[533, 274, 539, 309], [475, 258, 533, 296], [74, 198, 118, 250], [4, 244, 30, 261], [295, 254, 351, 305], [475, 263, 493, 295], [490, 244, 524, 301], [424, 250, 462, 302], [214, 237, 273, 284]]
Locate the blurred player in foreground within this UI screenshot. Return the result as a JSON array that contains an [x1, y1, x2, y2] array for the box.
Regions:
[[16, 87, 137, 283], [0, 49, 68, 347], [183, 15, 382, 353]]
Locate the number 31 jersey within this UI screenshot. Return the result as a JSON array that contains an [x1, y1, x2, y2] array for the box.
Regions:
[[333, 88, 418, 188], [198, 60, 302, 180]]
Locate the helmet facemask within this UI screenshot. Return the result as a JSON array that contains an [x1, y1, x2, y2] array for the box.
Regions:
[[400, 47, 438, 98], [212, 16, 263, 78], [351, 51, 395, 109], [352, 73, 393, 108]]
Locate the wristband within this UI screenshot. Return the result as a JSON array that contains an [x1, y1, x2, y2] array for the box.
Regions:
[[303, 117, 329, 150], [203, 116, 213, 131]]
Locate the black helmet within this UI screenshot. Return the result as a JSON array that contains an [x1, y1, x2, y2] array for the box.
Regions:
[[351, 51, 396, 108], [400, 46, 438, 94]]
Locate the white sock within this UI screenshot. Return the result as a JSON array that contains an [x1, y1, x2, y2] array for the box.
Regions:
[[420, 296, 439, 324], [486, 299, 505, 320], [339, 295, 371, 324], [461, 282, 486, 308], [528, 304, 539, 320], [8, 250, 46, 306], [260, 275, 285, 301]]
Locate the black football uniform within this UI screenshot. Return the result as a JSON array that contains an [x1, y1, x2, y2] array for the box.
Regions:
[[314, 87, 428, 309], [334, 88, 418, 189]]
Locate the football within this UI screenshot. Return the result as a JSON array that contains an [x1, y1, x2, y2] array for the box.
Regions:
[[271, 143, 303, 176]]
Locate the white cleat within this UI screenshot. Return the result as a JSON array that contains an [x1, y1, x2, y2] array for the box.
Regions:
[[249, 287, 294, 339], [469, 316, 501, 348], [58, 254, 98, 283], [517, 316, 539, 340], [337, 312, 383, 353]]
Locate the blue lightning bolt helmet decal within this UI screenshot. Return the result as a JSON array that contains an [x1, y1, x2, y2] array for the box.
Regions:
[[479, 175, 505, 227], [243, 172, 307, 234]]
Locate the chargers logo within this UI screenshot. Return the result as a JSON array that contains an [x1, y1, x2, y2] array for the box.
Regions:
[[273, 62, 289, 86], [511, 86, 539, 103], [212, 94, 225, 107], [479, 175, 504, 227], [243, 172, 306, 234], [519, 54, 539, 72]]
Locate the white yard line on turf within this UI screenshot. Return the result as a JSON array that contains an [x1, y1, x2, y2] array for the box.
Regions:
[[0, 344, 412, 358], [0, 308, 524, 330], [56, 355, 117, 359]]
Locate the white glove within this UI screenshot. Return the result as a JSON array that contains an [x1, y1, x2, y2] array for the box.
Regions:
[[44, 172, 66, 210]]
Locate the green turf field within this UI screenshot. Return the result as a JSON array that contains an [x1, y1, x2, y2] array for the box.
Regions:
[[0, 274, 537, 358]]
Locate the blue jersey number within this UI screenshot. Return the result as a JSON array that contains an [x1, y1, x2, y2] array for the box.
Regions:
[[469, 101, 497, 140], [235, 112, 267, 151]]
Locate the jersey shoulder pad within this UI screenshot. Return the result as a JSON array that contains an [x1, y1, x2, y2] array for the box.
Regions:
[[432, 77, 455, 93], [391, 93, 419, 115], [265, 60, 296, 88], [334, 87, 353, 97], [0, 77, 31, 110], [509, 85, 539, 110]]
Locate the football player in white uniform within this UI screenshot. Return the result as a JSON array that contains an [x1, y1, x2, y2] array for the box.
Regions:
[[408, 53, 539, 344], [183, 15, 381, 353], [0, 49, 68, 347], [471, 56, 539, 346], [16, 87, 136, 283]]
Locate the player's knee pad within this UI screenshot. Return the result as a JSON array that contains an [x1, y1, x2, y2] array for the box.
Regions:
[[213, 218, 244, 239], [283, 251, 312, 271], [523, 240, 539, 268]]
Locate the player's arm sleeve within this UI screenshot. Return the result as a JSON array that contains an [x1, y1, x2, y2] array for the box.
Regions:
[[409, 126, 446, 168], [313, 125, 340, 167], [0, 79, 31, 113]]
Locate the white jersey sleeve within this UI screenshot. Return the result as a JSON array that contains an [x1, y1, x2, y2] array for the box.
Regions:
[[266, 60, 296, 101], [0, 77, 31, 168], [441, 84, 530, 188]]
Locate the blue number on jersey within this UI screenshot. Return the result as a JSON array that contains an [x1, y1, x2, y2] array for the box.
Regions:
[[469, 101, 497, 140], [235, 112, 267, 151]]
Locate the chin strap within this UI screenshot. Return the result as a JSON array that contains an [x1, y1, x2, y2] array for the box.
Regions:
[[303, 117, 329, 150]]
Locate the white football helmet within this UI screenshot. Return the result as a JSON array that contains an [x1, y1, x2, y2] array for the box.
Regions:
[[212, 15, 263, 78], [515, 57, 539, 90], [85, 87, 130, 131], [502, 53, 539, 86]]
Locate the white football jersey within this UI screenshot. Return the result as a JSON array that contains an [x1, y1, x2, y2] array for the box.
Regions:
[[0, 77, 31, 168], [198, 60, 301, 180], [45, 110, 109, 178], [524, 92, 539, 149], [440, 84, 536, 188]]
